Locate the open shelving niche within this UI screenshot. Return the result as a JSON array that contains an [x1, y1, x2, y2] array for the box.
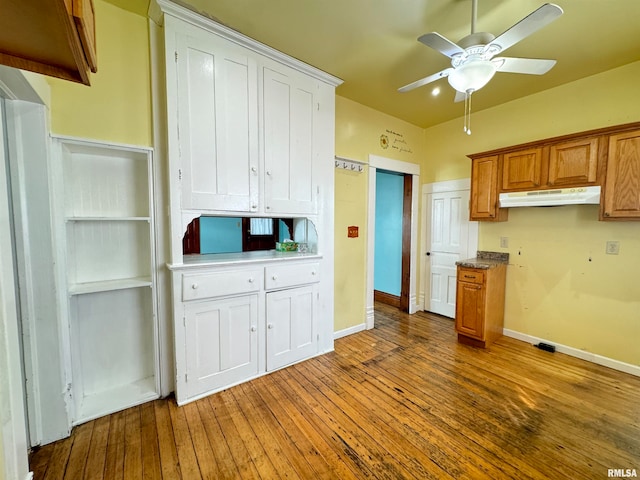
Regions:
[[53, 136, 160, 424]]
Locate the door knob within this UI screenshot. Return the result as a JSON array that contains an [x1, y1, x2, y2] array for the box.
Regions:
[[426, 252, 431, 256]]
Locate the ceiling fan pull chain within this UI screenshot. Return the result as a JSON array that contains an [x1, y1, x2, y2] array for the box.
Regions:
[[467, 90, 472, 135]]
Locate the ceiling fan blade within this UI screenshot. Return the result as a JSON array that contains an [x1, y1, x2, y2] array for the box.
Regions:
[[487, 3, 563, 56], [398, 68, 453, 93], [418, 33, 464, 58], [494, 57, 557, 75]]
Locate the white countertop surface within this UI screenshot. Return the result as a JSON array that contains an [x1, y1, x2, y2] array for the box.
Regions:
[[168, 250, 322, 270]]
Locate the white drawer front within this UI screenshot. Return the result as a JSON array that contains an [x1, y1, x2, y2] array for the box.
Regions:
[[265, 262, 320, 290], [182, 269, 262, 301]]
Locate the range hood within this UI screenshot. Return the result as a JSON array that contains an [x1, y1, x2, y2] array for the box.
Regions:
[[499, 186, 601, 208]]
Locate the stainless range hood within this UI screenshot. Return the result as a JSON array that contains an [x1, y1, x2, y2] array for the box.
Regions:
[[499, 186, 601, 208]]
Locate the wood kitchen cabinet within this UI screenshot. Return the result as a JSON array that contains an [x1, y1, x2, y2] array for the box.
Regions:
[[602, 129, 640, 220], [470, 155, 508, 222], [0, 0, 96, 85], [501, 148, 544, 191], [548, 137, 600, 187], [455, 265, 507, 348]]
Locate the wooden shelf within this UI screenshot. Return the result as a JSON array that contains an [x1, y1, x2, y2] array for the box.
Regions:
[[68, 277, 152, 295], [73, 376, 158, 425], [66, 217, 150, 222]]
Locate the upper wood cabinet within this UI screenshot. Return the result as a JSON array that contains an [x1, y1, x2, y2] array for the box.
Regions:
[[0, 0, 96, 85], [602, 129, 640, 220], [548, 138, 600, 187], [470, 155, 507, 222], [469, 122, 640, 222], [501, 148, 543, 191]]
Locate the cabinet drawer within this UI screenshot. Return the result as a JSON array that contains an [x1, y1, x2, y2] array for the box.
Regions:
[[265, 262, 320, 290], [182, 269, 262, 301], [458, 269, 484, 284]]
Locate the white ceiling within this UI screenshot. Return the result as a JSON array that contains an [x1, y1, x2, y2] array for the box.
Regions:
[[112, 0, 640, 128]]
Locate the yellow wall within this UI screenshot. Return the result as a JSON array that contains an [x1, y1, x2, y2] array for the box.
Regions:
[[334, 96, 425, 332], [47, 0, 152, 147], [422, 60, 640, 366]]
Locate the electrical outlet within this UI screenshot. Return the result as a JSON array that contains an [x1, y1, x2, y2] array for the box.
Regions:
[[606, 241, 620, 255], [500, 236, 509, 248]]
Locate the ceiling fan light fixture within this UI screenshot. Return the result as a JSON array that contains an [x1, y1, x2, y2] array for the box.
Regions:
[[447, 61, 497, 94]]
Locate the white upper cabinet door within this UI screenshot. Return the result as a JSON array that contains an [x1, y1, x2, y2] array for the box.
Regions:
[[263, 65, 318, 215], [183, 294, 259, 399], [176, 33, 259, 212], [266, 285, 317, 371]]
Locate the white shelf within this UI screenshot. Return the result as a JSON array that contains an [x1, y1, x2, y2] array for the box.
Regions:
[[73, 376, 159, 425], [66, 216, 150, 222], [68, 277, 153, 295]]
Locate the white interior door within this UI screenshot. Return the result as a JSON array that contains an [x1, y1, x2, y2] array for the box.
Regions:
[[423, 182, 477, 318]]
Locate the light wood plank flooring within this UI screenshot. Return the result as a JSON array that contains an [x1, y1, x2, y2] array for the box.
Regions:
[[30, 303, 640, 479]]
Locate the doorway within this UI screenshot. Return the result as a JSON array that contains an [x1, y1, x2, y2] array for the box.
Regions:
[[373, 170, 412, 311], [421, 179, 478, 318], [366, 155, 420, 329]]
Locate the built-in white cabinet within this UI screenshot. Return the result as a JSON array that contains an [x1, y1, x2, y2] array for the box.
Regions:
[[53, 137, 160, 424], [175, 29, 259, 213], [184, 294, 259, 399], [263, 64, 318, 215], [171, 258, 321, 404], [154, 0, 339, 405], [266, 284, 317, 371]]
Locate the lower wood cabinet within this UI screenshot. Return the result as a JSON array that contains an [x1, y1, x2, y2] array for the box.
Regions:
[[455, 265, 507, 348], [172, 258, 321, 404]]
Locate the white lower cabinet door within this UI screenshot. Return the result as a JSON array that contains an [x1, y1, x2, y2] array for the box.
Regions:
[[266, 285, 317, 371], [184, 295, 259, 398]]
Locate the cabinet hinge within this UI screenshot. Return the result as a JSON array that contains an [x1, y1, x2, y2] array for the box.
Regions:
[[184, 373, 188, 382], [175, 51, 178, 62], [178, 169, 182, 181], [183, 316, 186, 327], [317, 102, 320, 111]]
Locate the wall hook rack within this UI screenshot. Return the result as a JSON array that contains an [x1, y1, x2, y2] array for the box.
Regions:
[[335, 156, 365, 173]]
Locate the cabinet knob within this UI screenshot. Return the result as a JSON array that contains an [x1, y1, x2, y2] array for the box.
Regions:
[[248, 277, 254, 283], [250, 326, 257, 332], [272, 275, 278, 281], [266, 170, 272, 176], [251, 166, 257, 173], [191, 283, 198, 290], [605, 212, 610, 217], [251, 204, 258, 209], [311, 271, 316, 276], [267, 323, 274, 329]]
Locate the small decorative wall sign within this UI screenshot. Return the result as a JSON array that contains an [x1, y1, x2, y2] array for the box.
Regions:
[[348, 226, 359, 238]]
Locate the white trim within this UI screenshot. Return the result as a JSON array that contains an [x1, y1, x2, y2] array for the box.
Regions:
[[503, 329, 640, 378], [366, 155, 420, 328], [422, 178, 470, 194], [369, 154, 420, 175], [49, 134, 153, 154], [334, 323, 366, 340], [153, 0, 342, 87]]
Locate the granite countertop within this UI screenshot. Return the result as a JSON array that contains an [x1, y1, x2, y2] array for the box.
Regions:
[[456, 251, 509, 269]]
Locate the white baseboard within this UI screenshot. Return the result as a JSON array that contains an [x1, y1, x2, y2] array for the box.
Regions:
[[334, 323, 366, 340], [503, 329, 640, 378]]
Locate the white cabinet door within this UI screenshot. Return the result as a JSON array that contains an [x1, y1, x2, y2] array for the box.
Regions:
[[184, 295, 259, 399], [263, 65, 317, 215], [176, 33, 259, 212], [266, 285, 317, 371]]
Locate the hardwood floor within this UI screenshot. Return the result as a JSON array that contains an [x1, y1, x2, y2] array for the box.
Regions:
[[30, 303, 640, 479]]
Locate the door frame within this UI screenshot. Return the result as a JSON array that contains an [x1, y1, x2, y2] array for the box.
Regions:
[[366, 154, 420, 329], [420, 178, 478, 312]]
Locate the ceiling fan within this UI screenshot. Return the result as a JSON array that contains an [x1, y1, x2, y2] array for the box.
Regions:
[[399, 1, 563, 133]]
